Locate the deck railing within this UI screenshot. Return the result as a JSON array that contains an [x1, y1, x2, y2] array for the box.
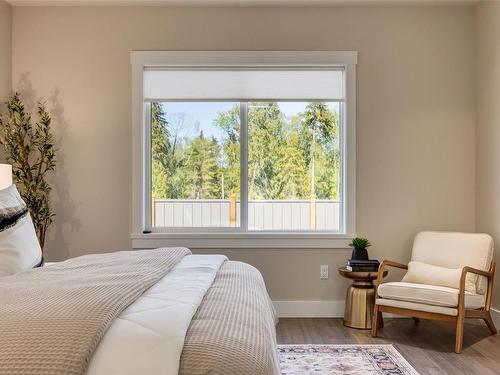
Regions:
[[153, 198, 340, 231]]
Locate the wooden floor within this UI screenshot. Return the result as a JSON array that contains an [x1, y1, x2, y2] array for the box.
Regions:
[[276, 318, 500, 374]]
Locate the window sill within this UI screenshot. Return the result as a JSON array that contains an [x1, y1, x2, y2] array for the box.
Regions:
[[131, 232, 356, 249]]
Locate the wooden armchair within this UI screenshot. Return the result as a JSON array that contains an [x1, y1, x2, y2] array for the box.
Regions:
[[372, 231, 496, 353]]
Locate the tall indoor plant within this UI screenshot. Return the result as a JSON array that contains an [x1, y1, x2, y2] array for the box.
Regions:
[[0, 93, 56, 251]]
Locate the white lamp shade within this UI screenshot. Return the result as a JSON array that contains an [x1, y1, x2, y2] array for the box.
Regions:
[[0, 164, 13, 190]]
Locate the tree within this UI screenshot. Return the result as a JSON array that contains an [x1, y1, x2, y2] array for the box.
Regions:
[[151, 102, 170, 199], [214, 105, 240, 199], [183, 132, 222, 199], [151, 103, 185, 199], [277, 132, 310, 199], [150, 101, 341, 205], [300, 102, 338, 199], [248, 102, 286, 199], [315, 147, 340, 200]]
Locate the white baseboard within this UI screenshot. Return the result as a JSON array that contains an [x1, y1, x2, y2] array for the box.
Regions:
[[274, 301, 500, 326], [491, 308, 500, 329], [273, 300, 345, 318], [273, 300, 407, 318]]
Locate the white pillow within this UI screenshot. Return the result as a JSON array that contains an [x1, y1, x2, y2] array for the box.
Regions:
[[0, 184, 42, 277], [402, 261, 476, 293]]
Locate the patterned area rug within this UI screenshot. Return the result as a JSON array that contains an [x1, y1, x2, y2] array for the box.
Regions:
[[278, 344, 419, 375]]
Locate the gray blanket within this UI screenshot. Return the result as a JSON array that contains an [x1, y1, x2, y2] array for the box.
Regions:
[[0, 248, 190, 375], [180, 260, 280, 375], [0, 249, 279, 375]]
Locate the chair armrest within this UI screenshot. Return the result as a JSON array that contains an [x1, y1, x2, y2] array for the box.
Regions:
[[374, 260, 408, 299], [461, 266, 493, 279], [458, 262, 496, 312], [380, 260, 408, 271]]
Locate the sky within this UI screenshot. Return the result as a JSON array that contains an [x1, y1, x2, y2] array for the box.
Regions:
[[161, 102, 237, 139], [160, 102, 339, 140]]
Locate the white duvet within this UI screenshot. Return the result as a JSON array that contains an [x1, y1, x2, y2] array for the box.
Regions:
[[86, 254, 227, 375]]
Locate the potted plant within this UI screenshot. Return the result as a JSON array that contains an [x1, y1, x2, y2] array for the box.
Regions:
[[349, 237, 371, 261], [0, 93, 56, 252]]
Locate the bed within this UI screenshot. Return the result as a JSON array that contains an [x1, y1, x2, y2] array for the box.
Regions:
[[0, 248, 280, 375]]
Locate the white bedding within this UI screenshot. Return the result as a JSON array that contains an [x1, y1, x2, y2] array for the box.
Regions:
[[86, 254, 227, 375]]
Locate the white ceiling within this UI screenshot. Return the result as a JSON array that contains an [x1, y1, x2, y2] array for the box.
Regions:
[[6, 0, 480, 6]]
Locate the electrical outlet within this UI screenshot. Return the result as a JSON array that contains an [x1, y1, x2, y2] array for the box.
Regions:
[[320, 265, 329, 279]]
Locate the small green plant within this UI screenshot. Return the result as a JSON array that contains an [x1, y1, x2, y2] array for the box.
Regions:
[[0, 93, 56, 251], [349, 237, 371, 250]]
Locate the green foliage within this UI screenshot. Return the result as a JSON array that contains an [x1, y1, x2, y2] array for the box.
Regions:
[[301, 102, 338, 199], [0, 93, 56, 251], [151, 101, 341, 202], [349, 237, 372, 250], [277, 132, 309, 199], [213, 106, 240, 199], [151, 102, 184, 199], [183, 132, 222, 199], [248, 103, 286, 199], [151, 103, 170, 199]]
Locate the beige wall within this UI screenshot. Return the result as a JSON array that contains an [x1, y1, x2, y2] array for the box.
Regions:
[[476, 1, 500, 310], [0, 0, 11, 103], [11, 5, 476, 302]]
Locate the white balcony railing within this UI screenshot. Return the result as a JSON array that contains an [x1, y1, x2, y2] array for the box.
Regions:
[[153, 199, 340, 231]]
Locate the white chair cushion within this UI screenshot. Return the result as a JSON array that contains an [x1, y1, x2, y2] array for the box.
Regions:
[[411, 231, 493, 294], [0, 185, 42, 277], [401, 261, 475, 293], [375, 298, 459, 316], [377, 282, 485, 309]]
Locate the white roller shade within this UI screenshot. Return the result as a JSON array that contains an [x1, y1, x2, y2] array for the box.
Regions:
[[144, 69, 344, 101]]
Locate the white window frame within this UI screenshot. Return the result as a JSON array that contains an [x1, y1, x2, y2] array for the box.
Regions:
[[131, 51, 357, 249]]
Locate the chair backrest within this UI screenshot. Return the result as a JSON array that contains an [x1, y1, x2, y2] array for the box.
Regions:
[[411, 231, 494, 294]]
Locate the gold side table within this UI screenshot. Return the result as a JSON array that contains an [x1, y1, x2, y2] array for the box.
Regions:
[[338, 267, 388, 329]]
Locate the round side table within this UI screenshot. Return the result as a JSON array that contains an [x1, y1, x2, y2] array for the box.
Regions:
[[338, 267, 388, 329]]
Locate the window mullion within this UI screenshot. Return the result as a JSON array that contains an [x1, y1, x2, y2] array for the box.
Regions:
[[240, 102, 249, 232], [144, 102, 153, 233], [339, 100, 345, 234]]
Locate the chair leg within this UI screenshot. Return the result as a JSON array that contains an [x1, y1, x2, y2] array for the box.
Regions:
[[372, 305, 380, 337], [455, 315, 464, 354], [378, 311, 384, 328], [483, 312, 497, 335]]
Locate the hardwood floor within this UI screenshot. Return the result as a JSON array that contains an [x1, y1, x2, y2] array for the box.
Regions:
[[276, 318, 500, 374]]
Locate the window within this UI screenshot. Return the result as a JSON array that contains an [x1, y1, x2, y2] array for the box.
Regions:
[[247, 102, 341, 231], [131, 52, 357, 248], [151, 101, 241, 228], [150, 101, 340, 231]]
